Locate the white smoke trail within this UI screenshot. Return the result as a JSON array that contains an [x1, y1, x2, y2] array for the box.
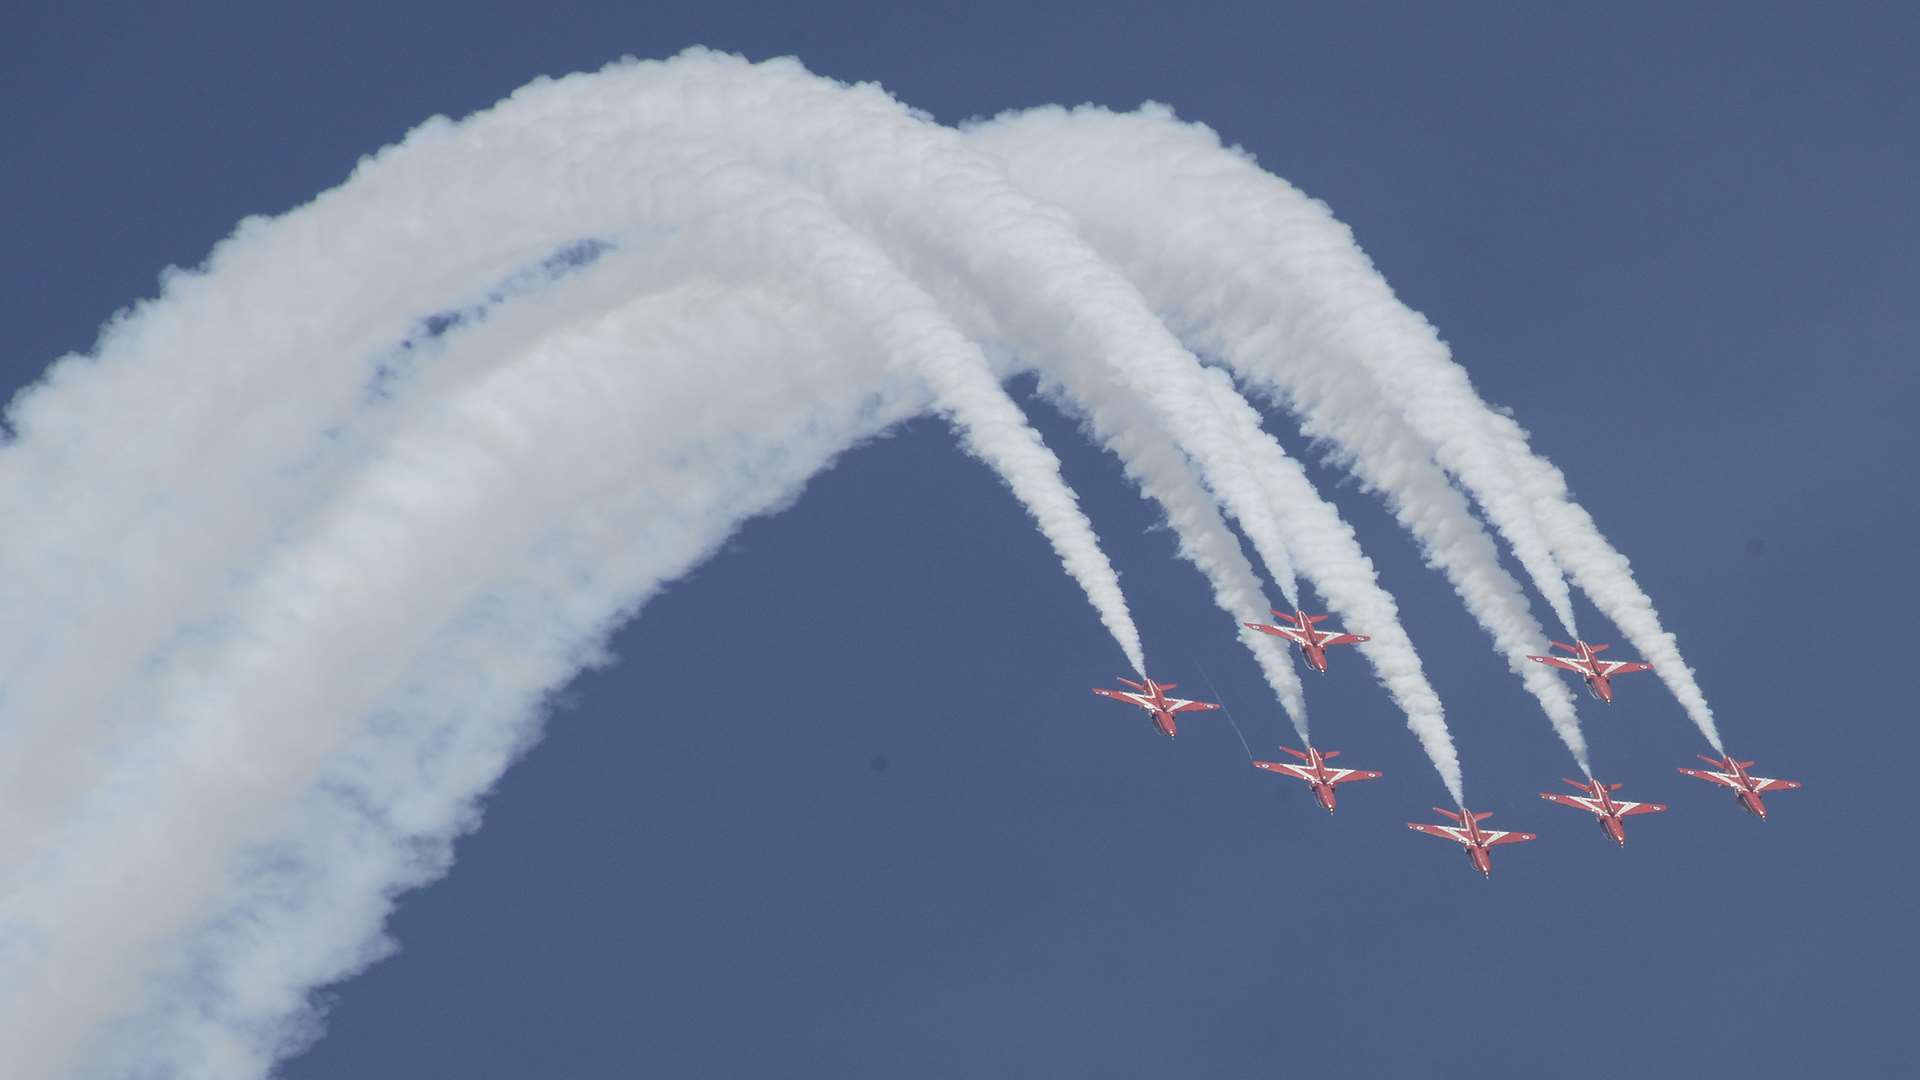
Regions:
[[0, 111, 716, 867], [1, 105, 1167, 1065], [664, 146, 1149, 677], [1031, 373, 1310, 738], [0, 111, 1150, 889], [0, 64, 1152, 1073], [0, 50, 1716, 1074], [966, 105, 1616, 768], [1108, 103, 1714, 753], [1529, 495, 1722, 752], [4, 277, 921, 1076], [443, 53, 1461, 785], [966, 105, 1581, 641], [1196, 368, 1461, 788], [593, 56, 1460, 797]]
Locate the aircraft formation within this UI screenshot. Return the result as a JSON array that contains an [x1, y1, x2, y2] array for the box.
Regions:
[[1091, 614, 1799, 877]]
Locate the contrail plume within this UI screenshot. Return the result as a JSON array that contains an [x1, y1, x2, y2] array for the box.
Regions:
[[670, 148, 1149, 677], [0, 50, 1718, 1075], [566, 51, 1462, 791], [1032, 374, 1310, 739], [1195, 368, 1462, 792], [966, 105, 1614, 769], [583, 54, 1451, 795], [965, 104, 1581, 642], [0, 66, 1145, 1073], [3, 279, 924, 1077], [1528, 495, 1723, 752]]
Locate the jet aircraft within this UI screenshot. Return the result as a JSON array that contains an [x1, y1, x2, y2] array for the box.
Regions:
[[1677, 754, 1802, 820], [1250, 746, 1382, 813], [1244, 609, 1370, 673], [1407, 807, 1537, 878], [1090, 676, 1220, 738], [1539, 777, 1667, 846], [1526, 639, 1653, 703]]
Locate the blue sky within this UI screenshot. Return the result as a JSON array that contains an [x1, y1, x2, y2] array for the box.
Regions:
[[5, 4, 1917, 1077]]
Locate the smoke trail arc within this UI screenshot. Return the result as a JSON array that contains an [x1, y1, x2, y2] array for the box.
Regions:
[[606, 52, 1463, 798], [0, 51, 1712, 1077], [967, 105, 1639, 770]]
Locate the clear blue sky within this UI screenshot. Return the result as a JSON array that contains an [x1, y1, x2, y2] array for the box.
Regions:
[[5, 4, 1917, 1077]]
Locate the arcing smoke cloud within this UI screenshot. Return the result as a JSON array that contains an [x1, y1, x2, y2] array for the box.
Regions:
[[967, 104, 1730, 767], [0, 51, 1704, 1077], [608, 52, 1460, 796]]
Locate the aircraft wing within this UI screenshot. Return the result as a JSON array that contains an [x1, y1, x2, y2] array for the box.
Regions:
[[1246, 621, 1310, 645], [1407, 823, 1473, 846], [1678, 767, 1745, 790], [1325, 768, 1382, 786], [1092, 688, 1152, 710], [1598, 661, 1653, 677], [1752, 776, 1802, 794], [1527, 654, 1587, 673], [1252, 760, 1316, 782], [1166, 696, 1221, 714], [1482, 830, 1538, 847], [1615, 800, 1668, 817], [1540, 792, 1604, 816], [1320, 632, 1370, 647]]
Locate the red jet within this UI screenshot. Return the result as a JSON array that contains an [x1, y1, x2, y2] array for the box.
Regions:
[[1525, 639, 1653, 704], [1407, 808, 1537, 878], [1251, 746, 1382, 813], [1244, 608, 1370, 673], [1539, 777, 1667, 846], [1090, 676, 1221, 738], [1677, 754, 1802, 820]]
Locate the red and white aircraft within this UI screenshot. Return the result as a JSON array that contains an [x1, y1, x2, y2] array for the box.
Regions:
[[1407, 808, 1537, 878], [1250, 746, 1383, 813], [1090, 676, 1221, 738], [1677, 754, 1802, 820], [1244, 609, 1370, 674], [1539, 778, 1667, 846], [1525, 640, 1653, 704]]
